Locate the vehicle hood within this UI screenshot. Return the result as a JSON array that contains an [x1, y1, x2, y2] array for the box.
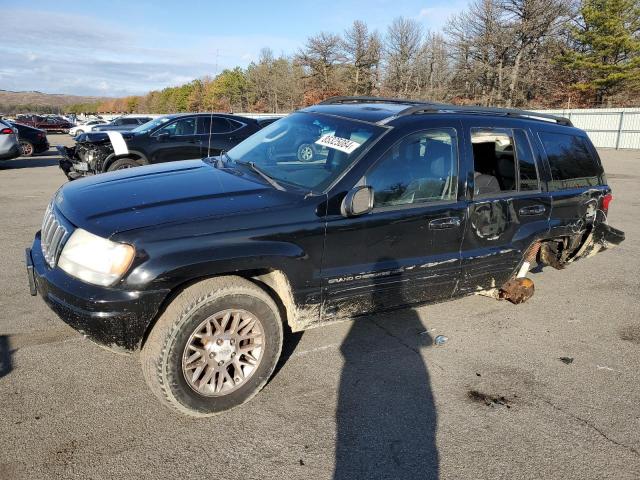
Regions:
[[76, 131, 136, 144], [54, 159, 296, 237]]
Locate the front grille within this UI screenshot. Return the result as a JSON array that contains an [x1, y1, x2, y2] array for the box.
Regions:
[[41, 204, 69, 268]]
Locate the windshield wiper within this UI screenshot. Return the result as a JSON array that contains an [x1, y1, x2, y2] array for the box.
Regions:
[[244, 161, 286, 191]]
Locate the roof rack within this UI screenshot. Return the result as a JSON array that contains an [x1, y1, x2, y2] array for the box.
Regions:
[[319, 96, 427, 106], [318, 96, 573, 126]]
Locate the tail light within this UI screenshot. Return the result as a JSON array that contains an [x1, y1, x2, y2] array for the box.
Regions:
[[602, 193, 613, 213], [0, 128, 13, 134]]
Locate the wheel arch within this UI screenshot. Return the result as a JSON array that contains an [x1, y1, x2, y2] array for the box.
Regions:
[[102, 150, 149, 172], [138, 268, 300, 350]]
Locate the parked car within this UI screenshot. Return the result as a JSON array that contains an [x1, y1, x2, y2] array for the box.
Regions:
[[16, 115, 73, 133], [58, 113, 264, 179], [9, 122, 50, 157], [89, 116, 153, 133], [26, 97, 624, 416], [69, 120, 108, 137], [0, 119, 21, 160]]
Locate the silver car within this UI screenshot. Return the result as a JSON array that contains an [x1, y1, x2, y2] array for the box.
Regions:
[[0, 119, 21, 161]]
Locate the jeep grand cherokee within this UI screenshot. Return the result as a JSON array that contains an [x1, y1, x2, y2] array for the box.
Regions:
[[27, 97, 624, 416]]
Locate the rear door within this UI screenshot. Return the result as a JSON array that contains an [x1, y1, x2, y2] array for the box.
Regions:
[[197, 116, 248, 156], [322, 126, 466, 318], [459, 122, 551, 294], [534, 130, 608, 240]]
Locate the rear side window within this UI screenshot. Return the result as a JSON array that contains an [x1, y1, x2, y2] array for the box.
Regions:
[[539, 132, 602, 189], [122, 118, 140, 125], [197, 117, 237, 134], [470, 128, 540, 196]]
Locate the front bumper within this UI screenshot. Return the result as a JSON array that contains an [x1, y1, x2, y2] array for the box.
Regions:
[[27, 235, 169, 352]]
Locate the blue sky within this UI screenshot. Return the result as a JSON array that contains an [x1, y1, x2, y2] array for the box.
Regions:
[[0, 0, 470, 97]]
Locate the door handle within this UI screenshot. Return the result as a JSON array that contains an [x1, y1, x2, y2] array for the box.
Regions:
[[429, 217, 461, 229], [519, 205, 546, 216]]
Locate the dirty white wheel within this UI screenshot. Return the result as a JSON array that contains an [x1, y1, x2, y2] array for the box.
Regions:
[[141, 276, 283, 416]]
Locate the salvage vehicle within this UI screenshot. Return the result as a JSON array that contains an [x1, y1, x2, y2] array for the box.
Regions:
[[16, 115, 73, 133], [90, 116, 153, 133], [0, 119, 21, 160], [26, 97, 624, 416], [69, 120, 108, 137], [58, 113, 264, 179], [9, 122, 50, 157]]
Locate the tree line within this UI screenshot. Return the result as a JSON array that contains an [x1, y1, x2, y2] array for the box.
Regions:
[[67, 0, 640, 115]]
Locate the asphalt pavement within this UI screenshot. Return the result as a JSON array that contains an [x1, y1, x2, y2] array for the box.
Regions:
[[0, 135, 638, 479]]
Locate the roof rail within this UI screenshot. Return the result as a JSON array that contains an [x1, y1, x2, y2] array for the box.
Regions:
[[318, 96, 573, 126], [319, 96, 428, 106], [397, 104, 573, 126]]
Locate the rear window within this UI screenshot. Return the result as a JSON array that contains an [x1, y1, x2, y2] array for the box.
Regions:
[[539, 132, 603, 189]]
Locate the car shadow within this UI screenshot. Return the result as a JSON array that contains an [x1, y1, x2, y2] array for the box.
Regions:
[[0, 157, 60, 169], [334, 259, 439, 479], [0, 335, 13, 379]]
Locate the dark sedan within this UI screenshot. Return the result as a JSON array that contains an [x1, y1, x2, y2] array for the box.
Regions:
[[59, 113, 269, 178], [10, 122, 50, 157]]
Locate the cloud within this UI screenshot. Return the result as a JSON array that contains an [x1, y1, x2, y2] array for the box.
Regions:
[[0, 8, 297, 96], [415, 4, 465, 29]]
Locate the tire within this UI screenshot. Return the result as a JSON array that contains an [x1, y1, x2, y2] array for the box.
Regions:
[[20, 141, 34, 157], [296, 142, 315, 162], [141, 276, 283, 417], [107, 158, 139, 171]]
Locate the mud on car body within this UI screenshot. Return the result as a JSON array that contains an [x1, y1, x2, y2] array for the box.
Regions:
[[27, 97, 624, 417], [58, 113, 265, 179]]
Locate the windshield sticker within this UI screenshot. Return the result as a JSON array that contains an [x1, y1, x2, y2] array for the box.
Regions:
[[106, 131, 129, 156], [315, 135, 362, 154]]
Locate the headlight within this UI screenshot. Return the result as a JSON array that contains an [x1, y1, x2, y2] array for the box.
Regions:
[[58, 229, 135, 286]]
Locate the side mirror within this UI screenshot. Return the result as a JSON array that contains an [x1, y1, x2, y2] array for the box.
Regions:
[[341, 186, 374, 217], [156, 131, 170, 141]]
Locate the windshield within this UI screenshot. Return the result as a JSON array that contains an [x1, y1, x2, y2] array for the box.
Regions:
[[226, 112, 385, 191], [132, 116, 171, 134]]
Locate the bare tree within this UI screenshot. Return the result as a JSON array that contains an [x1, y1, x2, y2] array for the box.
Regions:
[[384, 17, 423, 96], [341, 20, 382, 95], [296, 32, 346, 99]]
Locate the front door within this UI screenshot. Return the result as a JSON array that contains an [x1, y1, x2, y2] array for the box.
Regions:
[[322, 127, 466, 319], [459, 125, 551, 293], [150, 116, 200, 163]]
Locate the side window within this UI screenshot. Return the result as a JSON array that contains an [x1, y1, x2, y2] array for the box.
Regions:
[[197, 116, 234, 134], [513, 130, 539, 191], [539, 132, 602, 189], [157, 117, 196, 136], [471, 128, 517, 195], [364, 129, 458, 208]]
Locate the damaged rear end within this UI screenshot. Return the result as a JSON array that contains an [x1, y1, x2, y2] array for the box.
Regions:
[[57, 133, 114, 180], [539, 191, 624, 269], [500, 190, 624, 304]]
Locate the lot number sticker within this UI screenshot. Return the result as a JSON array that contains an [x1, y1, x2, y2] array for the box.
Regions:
[[315, 135, 361, 154]]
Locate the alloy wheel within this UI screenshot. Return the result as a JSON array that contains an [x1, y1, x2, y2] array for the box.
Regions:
[[182, 309, 264, 396]]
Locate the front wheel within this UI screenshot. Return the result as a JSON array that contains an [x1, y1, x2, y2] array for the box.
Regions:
[[141, 276, 283, 416], [107, 158, 139, 171], [296, 143, 315, 162]]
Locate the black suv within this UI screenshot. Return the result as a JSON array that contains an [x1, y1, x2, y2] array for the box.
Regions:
[[58, 113, 266, 179], [27, 97, 624, 416]]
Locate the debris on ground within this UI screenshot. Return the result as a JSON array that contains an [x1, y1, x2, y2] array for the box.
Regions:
[[467, 390, 512, 408], [619, 324, 640, 344], [434, 335, 448, 346], [499, 277, 535, 304], [559, 357, 574, 364]]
